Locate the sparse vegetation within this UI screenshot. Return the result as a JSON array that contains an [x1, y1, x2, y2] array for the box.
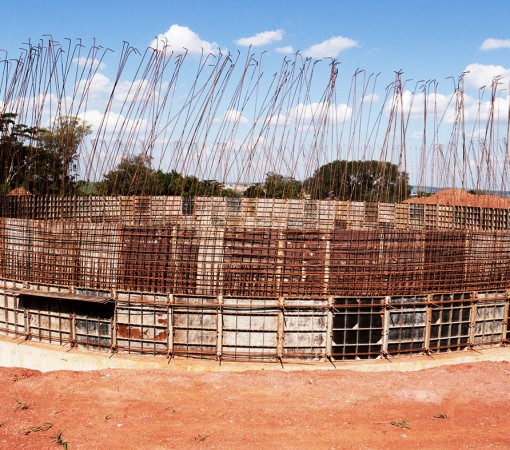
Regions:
[[390, 418, 410, 429], [14, 397, 29, 410], [19, 422, 53, 435], [52, 430, 69, 449], [194, 434, 209, 442]]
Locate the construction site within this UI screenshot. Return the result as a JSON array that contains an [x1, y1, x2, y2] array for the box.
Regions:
[[0, 38, 509, 364]]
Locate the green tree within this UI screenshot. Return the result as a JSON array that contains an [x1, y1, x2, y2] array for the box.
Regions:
[[243, 172, 302, 199], [98, 154, 226, 196], [97, 154, 155, 195], [0, 113, 91, 195], [39, 116, 92, 193], [304, 160, 410, 202]]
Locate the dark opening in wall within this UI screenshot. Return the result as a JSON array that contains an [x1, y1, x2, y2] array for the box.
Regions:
[[332, 297, 383, 360], [18, 295, 114, 350]]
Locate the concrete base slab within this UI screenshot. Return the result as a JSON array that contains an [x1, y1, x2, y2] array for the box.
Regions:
[[1, 336, 509, 373]]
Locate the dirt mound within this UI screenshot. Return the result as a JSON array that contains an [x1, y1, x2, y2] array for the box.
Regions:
[[405, 188, 510, 209]]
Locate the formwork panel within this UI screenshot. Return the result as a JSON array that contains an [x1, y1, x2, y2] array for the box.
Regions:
[[473, 292, 506, 347], [429, 293, 471, 352], [222, 299, 278, 361], [116, 303, 168, 355], [20, 297, 72, 346], [74, 301, 114, 352], [331, 297, 384, 360], [282, 299, 327, 359], [387, 296, 427, 355], [0, 292, 24, 337], [222, 307, 278, 361], [173, 297, 216, 358]]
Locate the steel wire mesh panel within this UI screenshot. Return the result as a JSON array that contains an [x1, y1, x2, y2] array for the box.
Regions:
[[387, 297, 427, 354], [331, 298, 384, 360], [282, 299, 328, 359], [473, 293, 506, 346], [116, 302, 168, 354], [119, 225, 174, 292], [429, 293, 471, 352], [222, 229, 279, 297], [173, 297, 217, 358], [222, 300, 278, 361], [20, 296, 72, 345], [423, 231, 467, 293], [0, 292, 24, 337], [281, 231, 327, 296], [329, 230, 382, 297], [378, 231, 425, 296]]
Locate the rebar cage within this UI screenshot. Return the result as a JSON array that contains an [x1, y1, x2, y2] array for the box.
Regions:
[[0, 195, 509, 362]]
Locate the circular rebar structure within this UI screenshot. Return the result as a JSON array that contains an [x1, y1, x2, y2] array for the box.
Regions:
[[0, 39, 509, 363]]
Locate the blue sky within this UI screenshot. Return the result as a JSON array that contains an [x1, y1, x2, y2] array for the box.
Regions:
[[2, 1, 510, 187], [3, 0, 509, 83]]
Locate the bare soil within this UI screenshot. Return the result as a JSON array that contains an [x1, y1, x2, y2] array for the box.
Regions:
[[0, 361, 509, 449], [405, 188, 510, 208]]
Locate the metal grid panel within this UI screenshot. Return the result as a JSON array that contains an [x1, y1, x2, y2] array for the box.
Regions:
[[0, 292, 24, 337], [222, 229, 279, 297], [423, 231, 467, 292], [331, 298, 384, 360], [119, 225, 173, 292], [281, 231, 327, 297], [387, 296, 427, 355], [20, 297, 72, 345], [173, 297, 216, 358], [429, 293, 471, 352], [116, 302, 168, 355], [222, 299, 278, 361], [473, 293, 506, 347], [329, 230, 382, 296], [282, 299, 327, 359]]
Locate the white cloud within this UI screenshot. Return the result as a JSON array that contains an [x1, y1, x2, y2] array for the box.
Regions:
[[75, 72, 112, 101], [480, 38, 510, 51], [302, 36, 359, 58], [463, 63, 510, 89], [214, 109, 248, 125], [73, 57, 106, 71], [150, 24, 219, 56], [384, 90, 455, 123], [235, 29, 284, 47], [275, 102, 352, 125], [363, 93, 380, 103], [276, 46, 294, 55]]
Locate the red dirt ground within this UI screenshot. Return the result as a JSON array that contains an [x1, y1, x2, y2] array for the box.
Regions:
[[0, 361, 509, 449], [405, 188, 510, 208]]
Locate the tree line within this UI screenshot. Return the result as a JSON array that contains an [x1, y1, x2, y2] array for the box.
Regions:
[[1, 112, 410, 202]]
